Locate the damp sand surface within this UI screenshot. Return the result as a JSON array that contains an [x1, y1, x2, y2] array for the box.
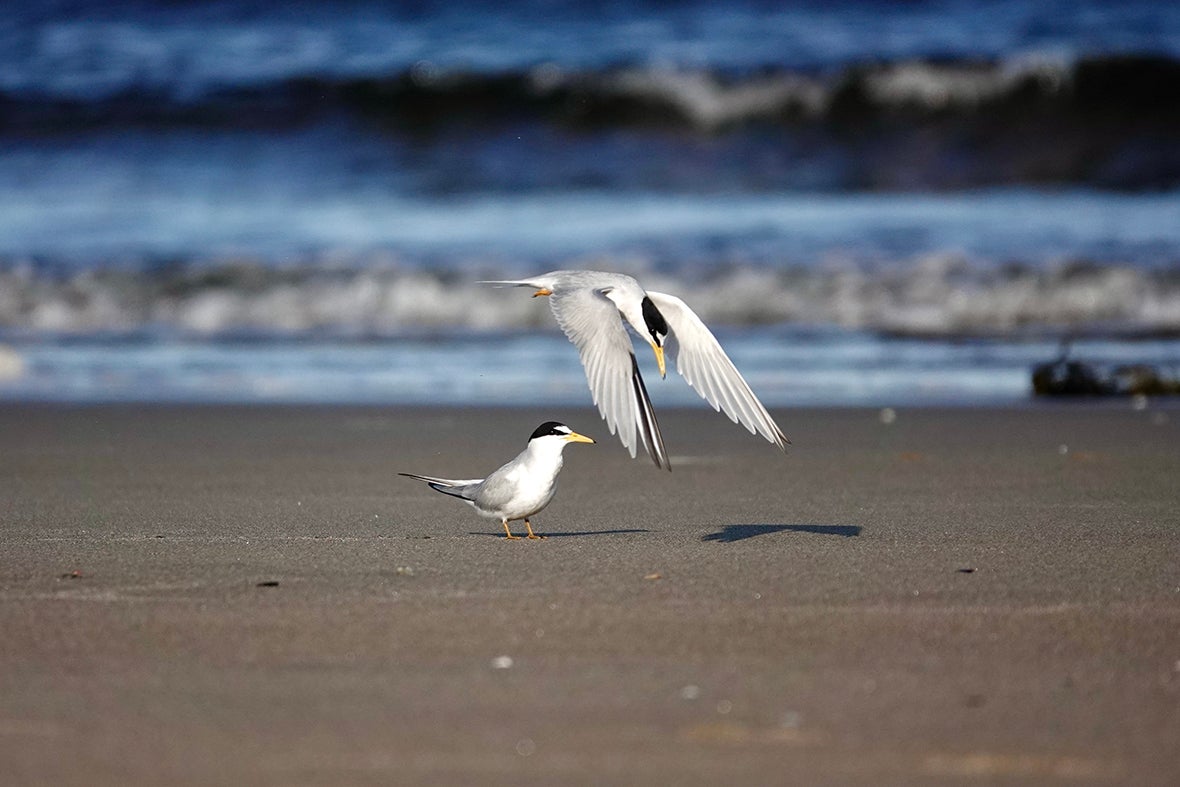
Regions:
[[2, 404, 1178, 785]]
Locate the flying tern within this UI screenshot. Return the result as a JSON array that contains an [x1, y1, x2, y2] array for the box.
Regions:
[[482, 270, 788, 470], [399, 421, 595, 540]]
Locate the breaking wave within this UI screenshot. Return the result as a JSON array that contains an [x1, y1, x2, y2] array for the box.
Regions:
[[6, 54, 1176, 190], [7, 54, 1178, 130], [3, 257, 1179, 339]]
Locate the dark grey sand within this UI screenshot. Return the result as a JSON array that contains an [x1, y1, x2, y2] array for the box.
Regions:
[[2, 404, 1179, 785]]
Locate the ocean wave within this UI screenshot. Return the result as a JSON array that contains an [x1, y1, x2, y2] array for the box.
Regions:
[[3, 257, 1179, 339], [6, 54, 1178, 131], [5, 55, 1176, 189]]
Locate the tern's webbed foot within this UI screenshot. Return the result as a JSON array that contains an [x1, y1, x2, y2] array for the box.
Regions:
[[524, 520, 546, 540]]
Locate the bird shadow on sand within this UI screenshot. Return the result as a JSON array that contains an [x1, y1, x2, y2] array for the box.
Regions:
[[471, 528, 650, 539], [702, 524, 862, 543]]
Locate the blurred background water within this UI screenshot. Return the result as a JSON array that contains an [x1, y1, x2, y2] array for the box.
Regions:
[[1, 0, 1178, 406]]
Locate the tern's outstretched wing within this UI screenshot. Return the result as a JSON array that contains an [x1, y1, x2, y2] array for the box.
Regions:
[[548, 286, 670, 470], [646, 291, 789, 450]]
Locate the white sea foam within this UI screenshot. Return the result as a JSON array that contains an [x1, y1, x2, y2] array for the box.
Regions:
[[0, 344, 23, 380], [2, 257, 1178, 338], [863, 56, 1069, 110], [601, 67, 828, 127]]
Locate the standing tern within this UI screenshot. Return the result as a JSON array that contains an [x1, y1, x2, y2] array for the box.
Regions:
[[482, 271, 789, 470], [399, 421, 595, 540]]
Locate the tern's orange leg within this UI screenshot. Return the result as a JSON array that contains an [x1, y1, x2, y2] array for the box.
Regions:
[[532, 288, 552, 297], [502, 521, 521, 540], [525, 519, 546, 540]]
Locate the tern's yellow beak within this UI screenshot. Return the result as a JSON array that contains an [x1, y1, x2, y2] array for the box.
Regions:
[[652, 344, 666, 378], [532, 287, 553, 297], [564, 431, 595, 444]]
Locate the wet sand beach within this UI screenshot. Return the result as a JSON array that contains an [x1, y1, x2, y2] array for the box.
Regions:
[[2, 404, 1178, 785]]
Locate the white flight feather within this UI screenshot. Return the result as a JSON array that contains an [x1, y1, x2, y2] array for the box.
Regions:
[[646, 290, 789, 449]]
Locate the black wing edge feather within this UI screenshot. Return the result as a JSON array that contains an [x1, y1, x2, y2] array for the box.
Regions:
[[398, 472, 473, 500], [630, 354, 671, 471], [428, 484, 473, 500]]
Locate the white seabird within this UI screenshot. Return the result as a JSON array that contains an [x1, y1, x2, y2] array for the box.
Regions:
[[482, 270, 788, 469], [400, 421, 595, 539]]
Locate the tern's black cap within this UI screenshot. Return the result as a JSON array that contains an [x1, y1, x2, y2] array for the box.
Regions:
[[530, 421, 570, 440], [641, 295, 668, 343]]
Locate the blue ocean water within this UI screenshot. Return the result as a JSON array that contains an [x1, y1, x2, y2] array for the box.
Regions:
[[1, 0, 1179, 405]]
